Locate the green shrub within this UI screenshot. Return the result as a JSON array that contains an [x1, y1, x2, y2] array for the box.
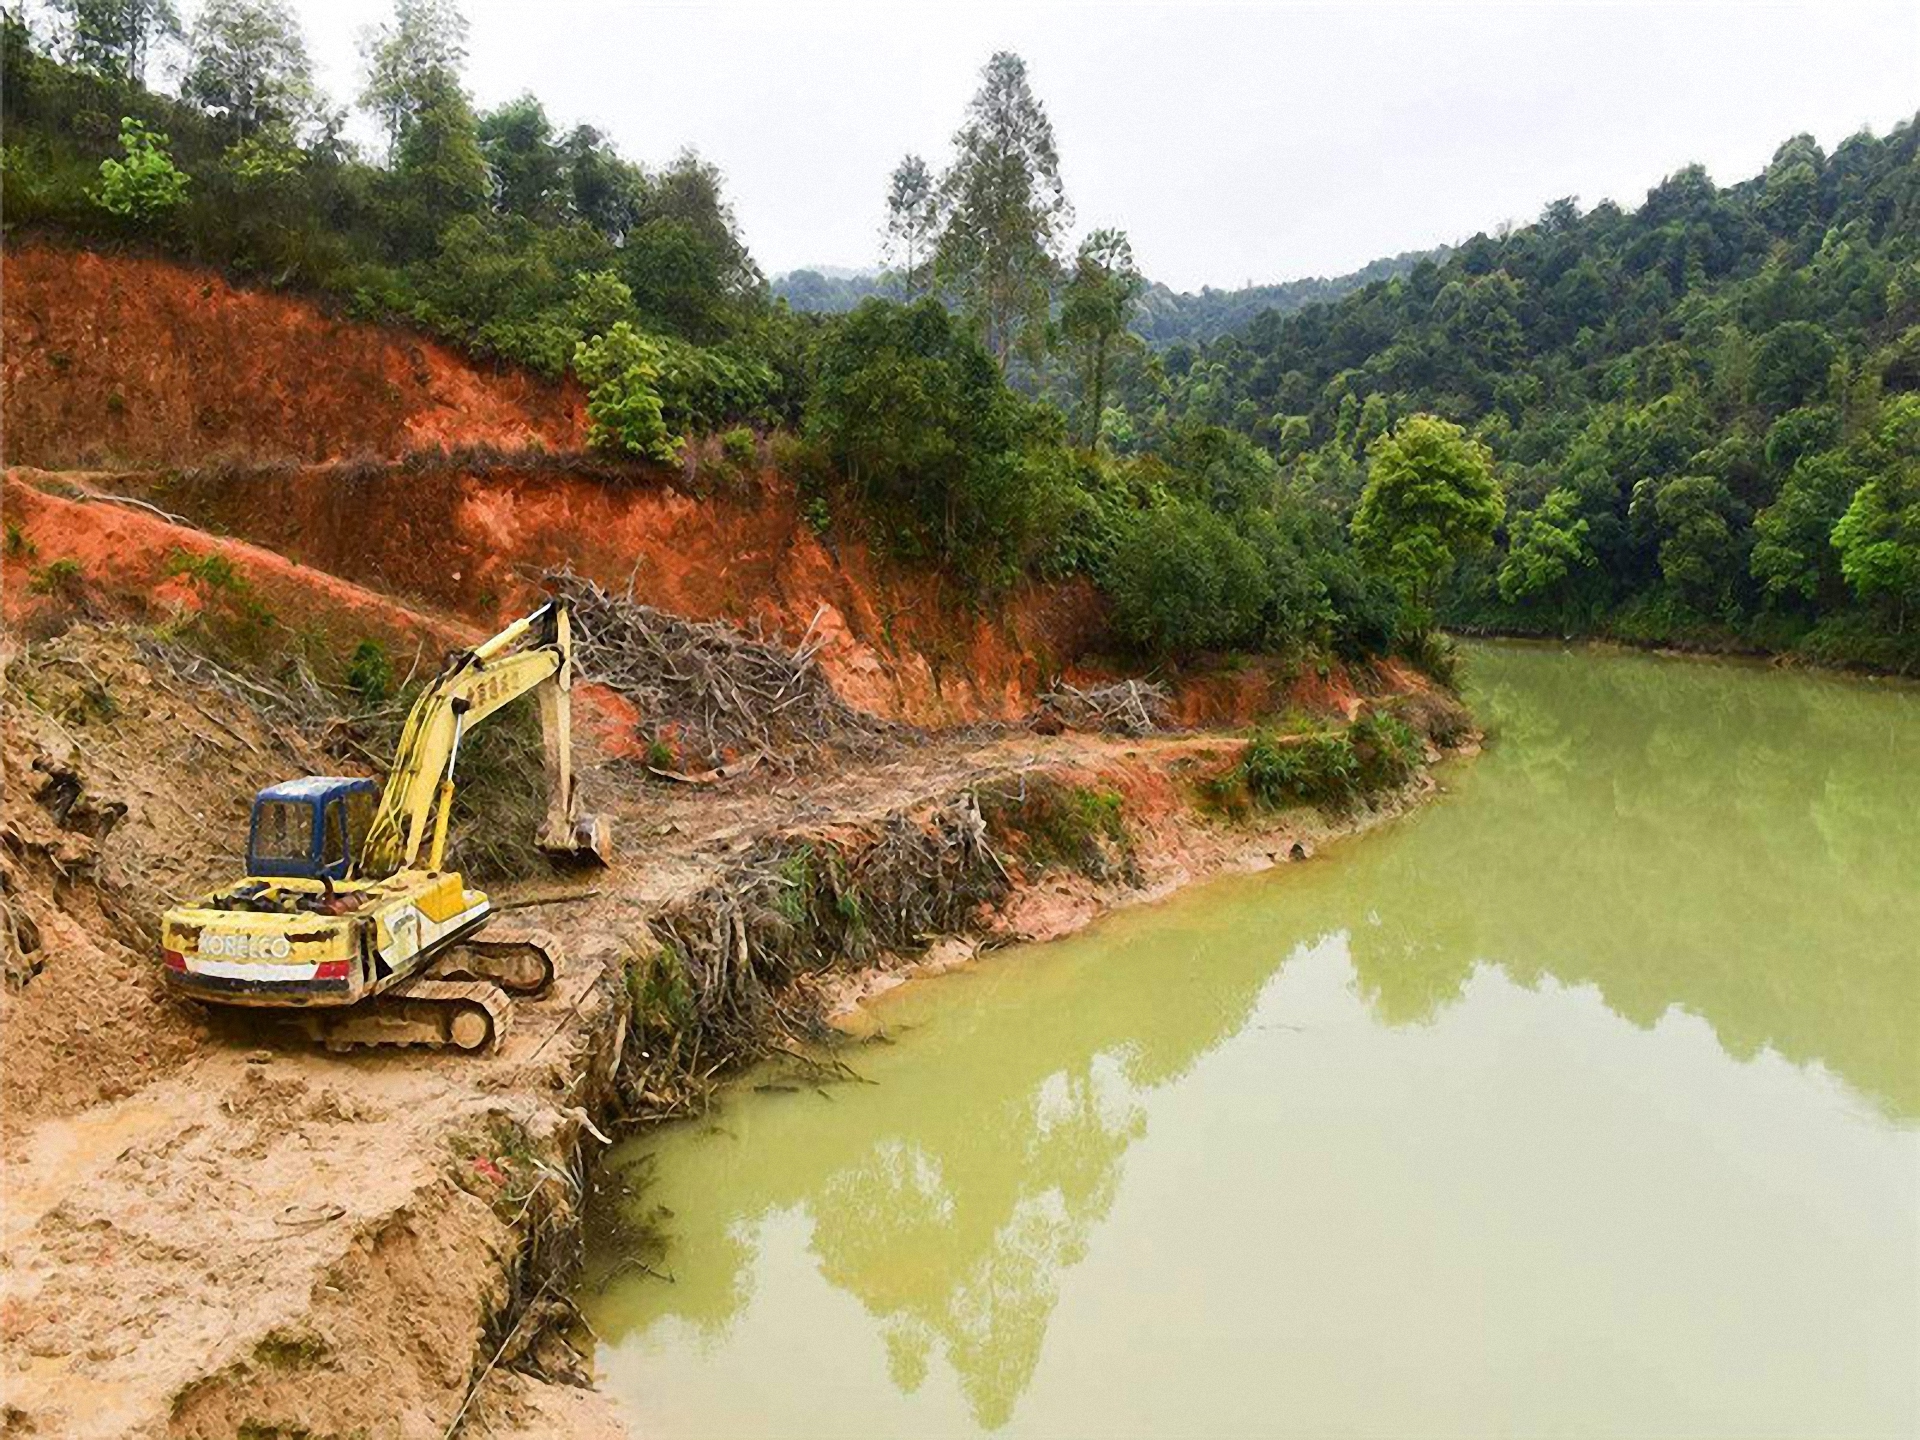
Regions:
[[1103, 500, 1266, 656], [625, 945, 696, 1037], [665, 342, 778, 432], [1349, 710, 1422, 790], [29, 557, 85, 599], [720, 425, 758, 470], [805, 298, 1040, 582], [92, 117, 190, 223], [164, 548, 247, 597], [1398, 627, 1461, 687], [345, 639, 393, 708], [574, 323, 678, 462], [1238, 729, 1358, 809], [979, 777, 1129, 878]]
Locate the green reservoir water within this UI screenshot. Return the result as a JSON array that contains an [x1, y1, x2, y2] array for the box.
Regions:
[[583, 644, 1920, 1439]]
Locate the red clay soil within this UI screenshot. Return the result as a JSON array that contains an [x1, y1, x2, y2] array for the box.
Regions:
[[2, 245, 1386, 730], [0, 243, 586, 468], [1164, 655, 1433, 728], [2, 473, 477, 660], [94, 463, 1109, 726]]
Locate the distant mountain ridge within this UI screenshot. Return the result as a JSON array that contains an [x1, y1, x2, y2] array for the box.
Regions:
[[770, 268, 901, 313], [771, 244, 1449, 346], [1129, 247, 1450, 347]]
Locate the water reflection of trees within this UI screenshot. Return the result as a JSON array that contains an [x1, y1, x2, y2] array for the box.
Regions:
[[596, 896, 1289, 1431], [596, 646, 1918, 1430], [812, 1065, 1143, 1427], [1350, 646, 1919, 1119]]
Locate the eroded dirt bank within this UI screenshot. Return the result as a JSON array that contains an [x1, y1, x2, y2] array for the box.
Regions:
[[1, 242, 587, 468], [0, 615, 1468, 1440], [17, 460, 1107, 728]]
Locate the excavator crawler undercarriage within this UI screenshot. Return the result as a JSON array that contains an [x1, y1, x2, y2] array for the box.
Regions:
[[430, 928, 561, 998], [300, 978, 512, 1052]]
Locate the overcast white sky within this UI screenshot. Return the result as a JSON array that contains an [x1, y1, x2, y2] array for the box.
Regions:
[[281, 0, 1916, 291]]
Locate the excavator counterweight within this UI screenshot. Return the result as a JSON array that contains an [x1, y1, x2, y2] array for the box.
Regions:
[[159, 600, 611, 1051]]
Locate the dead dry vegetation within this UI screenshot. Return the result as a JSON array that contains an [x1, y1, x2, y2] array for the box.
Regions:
[[552, 566, 892, 769]]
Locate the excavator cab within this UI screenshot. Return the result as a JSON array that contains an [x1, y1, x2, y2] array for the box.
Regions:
[[246, 777, 379, 881]]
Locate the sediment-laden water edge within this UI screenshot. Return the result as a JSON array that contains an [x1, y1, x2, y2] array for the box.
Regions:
[[581, 642, 1920, 1440]]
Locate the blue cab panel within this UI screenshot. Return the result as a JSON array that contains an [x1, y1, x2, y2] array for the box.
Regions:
[[247, 777, 380, 880]]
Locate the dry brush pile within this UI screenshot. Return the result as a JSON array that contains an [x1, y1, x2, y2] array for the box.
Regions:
[[549, 568, 891, 769], [1037, 679, 1172, 736], [615, 790, 1009, 1116], [610, 764, 1151, 1121]]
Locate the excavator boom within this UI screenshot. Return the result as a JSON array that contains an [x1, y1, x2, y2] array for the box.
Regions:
[[360, 601, 610, 876]]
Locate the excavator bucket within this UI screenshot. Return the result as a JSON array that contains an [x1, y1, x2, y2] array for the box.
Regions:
[[539, 811, 613, 867]]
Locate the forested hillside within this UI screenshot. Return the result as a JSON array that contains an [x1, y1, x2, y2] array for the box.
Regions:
[[6, 0, 1914, 673], [1127, 249, 1444, 347], [0, 17, 1416, 676], [1120, 127, 1920, 667]]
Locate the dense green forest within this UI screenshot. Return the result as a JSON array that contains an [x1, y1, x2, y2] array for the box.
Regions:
[[5, 0, 1916, 673], [1127, 253, 1447, 347], [1121, 127, 1920, 668]]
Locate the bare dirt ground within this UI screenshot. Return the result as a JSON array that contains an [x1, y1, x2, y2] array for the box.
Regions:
[[0, 616, 1437, 1440]]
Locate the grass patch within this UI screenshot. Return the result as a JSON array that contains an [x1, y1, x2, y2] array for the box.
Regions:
[[978, 775, 1130, 879], [28, 556, 85, 599], [1218, 707, 1427, 817], [624, 944, 697, 1038], [1239, 729, 1358, 809], [161, 548, 281, 664], [1349, 710, 1422, 791]]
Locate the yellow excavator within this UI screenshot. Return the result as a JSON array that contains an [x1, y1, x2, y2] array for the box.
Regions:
[[161, 600, 612, 1051]]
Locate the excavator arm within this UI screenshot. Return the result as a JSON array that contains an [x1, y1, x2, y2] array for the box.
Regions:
[[356, 601, 610, 877]]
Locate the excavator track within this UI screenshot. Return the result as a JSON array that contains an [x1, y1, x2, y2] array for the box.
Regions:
[[300, 978, 512, 1053], [429, 927, 561, 998]]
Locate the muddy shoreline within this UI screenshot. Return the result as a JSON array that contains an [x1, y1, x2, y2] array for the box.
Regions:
[[0, 628, 1469, 1440], [462, 738, 1473, 1438], [0, 641, 1471, 1439]]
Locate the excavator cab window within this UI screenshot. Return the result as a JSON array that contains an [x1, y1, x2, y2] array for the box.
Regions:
[[251, 802, 313, 865], [345, 788, 375, 860], [246, 778, 380, 881], [322, 802, 348, 868]]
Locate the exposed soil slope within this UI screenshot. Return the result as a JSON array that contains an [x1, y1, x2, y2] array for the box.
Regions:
[[3, 472, 477, 659], [88, 460, 1105, 725], [1, 243, 587, 468], [0, 616, 1450, 1440]]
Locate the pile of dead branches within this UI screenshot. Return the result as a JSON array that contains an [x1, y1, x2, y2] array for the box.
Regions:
[[1038, 679, 1172, 737], [617, 792, 1009, 1113], [548, 569, 888, 768]]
